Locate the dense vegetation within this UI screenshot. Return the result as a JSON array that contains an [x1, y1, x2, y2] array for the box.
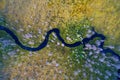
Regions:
[[0, 0, 120, 79]]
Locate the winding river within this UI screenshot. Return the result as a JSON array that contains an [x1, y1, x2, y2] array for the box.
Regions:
[[0, 25, 120, 79], [0, 25, 120, 60]]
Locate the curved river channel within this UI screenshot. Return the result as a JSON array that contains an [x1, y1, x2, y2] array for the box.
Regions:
[[0, 25, 120, 60], [0, 25, 120, 79]]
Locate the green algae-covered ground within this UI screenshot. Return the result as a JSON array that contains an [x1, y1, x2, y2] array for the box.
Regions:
[[0, 0, 120, 80]]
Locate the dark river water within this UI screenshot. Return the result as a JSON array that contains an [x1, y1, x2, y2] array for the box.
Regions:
[[0, 25, 120, 79], [0, 25, 120, 59]]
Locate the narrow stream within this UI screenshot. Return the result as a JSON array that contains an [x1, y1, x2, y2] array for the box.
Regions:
[[0, 25, 120, 79]]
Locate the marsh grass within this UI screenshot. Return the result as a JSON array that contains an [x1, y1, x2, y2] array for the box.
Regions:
[[0, 0, 120, 79]]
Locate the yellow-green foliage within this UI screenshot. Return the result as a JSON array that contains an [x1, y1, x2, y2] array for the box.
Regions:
[[88, 0, 120, 45], [4, 0, 120, 45], [0, 0, 6, 10], [1, 0, 120, 79], [7, 48, 70, 80]]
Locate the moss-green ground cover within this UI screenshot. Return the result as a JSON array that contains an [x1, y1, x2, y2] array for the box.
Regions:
[[0, 0, 120, 79]]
